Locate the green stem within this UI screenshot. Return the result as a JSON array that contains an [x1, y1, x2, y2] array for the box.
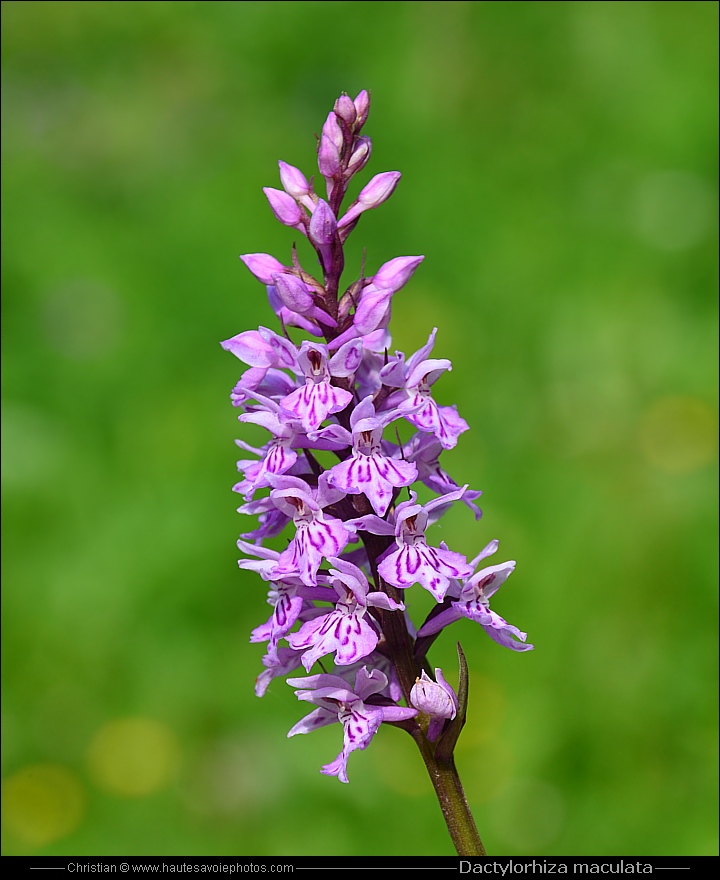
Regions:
[[411, 727, 487, 856]]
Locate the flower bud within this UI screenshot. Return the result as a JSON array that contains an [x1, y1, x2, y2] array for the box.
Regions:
[[263, 187, 303, 227], [346, 136, 372, 176], [410, 669, 458, 742], [359, 171, 401, 208], [318, 134, 341, 179], [352, 286, 393, 335], [354, 89, 370, 129], [338, 172, 401, 229], [333, 94, 357, 126], [272, 273, 314, 312], [321, 111, 344, 152], [278, 161, 311, 199], [372, 255, 424, 293], [240, 253, 287, 285], [308, 199, 338, 273]]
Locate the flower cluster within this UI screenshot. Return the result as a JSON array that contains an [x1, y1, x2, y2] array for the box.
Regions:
[[223, 90, 532, 784]]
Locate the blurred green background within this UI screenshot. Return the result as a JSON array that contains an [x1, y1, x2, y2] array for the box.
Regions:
[[2, 0, 717, 857]]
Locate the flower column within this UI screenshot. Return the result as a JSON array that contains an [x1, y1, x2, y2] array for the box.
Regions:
[[222, 89, 533, 856]]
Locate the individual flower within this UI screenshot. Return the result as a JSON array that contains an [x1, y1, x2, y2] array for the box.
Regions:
[[348, 488, 474, 601], [233, 392, 347, 500], [377, 492, 473, 600], [326, 395, 418, 516], [410, 668, 458, 741], [381, 328, 468, 449], [279, 339, 362, 432], [417, 540, 533, 652], [288, 556, 404, 671], [266, 473, 352, 586], [287, 667, 417, 783], [250, 576, 332, 660]]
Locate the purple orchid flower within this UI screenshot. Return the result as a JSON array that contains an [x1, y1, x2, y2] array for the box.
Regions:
[[326, 395, 418, 516], [238, 542, 335, 658], [347, 487, 474, 601], [233, 411, 299, 501], [381, 328, 469, 449], [287, 666, 417, 783], [233, 392, 348, 500], [417, 540, 533, 652], [288, 556, 404, 671], [251, 578, 331, 660], [221, 325, 299, 406], [279, 339, 362, 432], [266, 473, 352, 586]]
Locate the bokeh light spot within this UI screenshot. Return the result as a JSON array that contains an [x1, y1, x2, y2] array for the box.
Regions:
[[87, 717, 180, 797], [639, 396, 718, 474], [1, 763, 86, 847]]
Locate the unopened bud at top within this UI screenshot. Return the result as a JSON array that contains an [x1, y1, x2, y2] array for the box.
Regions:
[[353, 89, 370, 129], [333, 94, 357, 126]]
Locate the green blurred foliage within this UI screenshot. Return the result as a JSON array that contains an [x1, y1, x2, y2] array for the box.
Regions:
[[1, 0, 717, 857]]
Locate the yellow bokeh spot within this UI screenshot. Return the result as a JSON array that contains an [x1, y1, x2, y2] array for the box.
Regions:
[[1, 763, 86, 848], [639, 395, 718, 474], [87, 717, 180, 797]]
